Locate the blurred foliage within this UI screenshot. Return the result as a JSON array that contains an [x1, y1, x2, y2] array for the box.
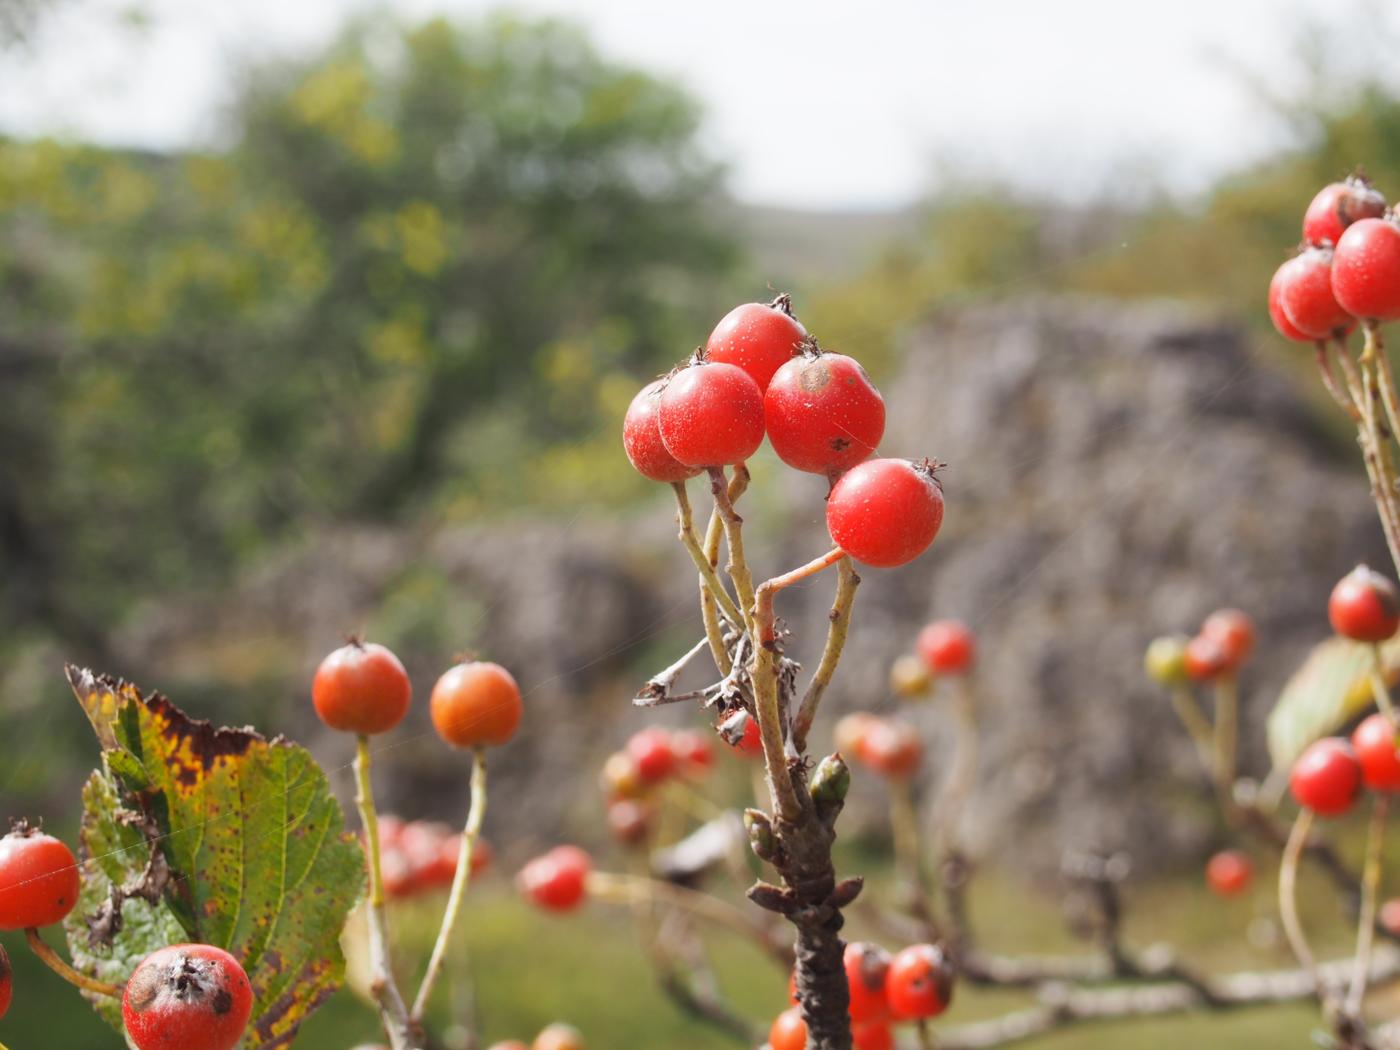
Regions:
[[0, 14, 738, 658]]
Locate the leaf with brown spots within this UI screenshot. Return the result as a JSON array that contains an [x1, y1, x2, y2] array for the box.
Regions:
[[65, 666, 366, 1048]]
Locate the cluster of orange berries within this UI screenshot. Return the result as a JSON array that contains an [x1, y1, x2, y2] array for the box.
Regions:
[[772, 941, 954, 1050]]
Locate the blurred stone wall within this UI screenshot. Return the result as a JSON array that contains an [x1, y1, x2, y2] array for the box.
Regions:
[[115, 298, 1384, 872]]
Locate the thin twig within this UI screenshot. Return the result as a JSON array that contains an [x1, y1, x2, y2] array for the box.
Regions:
[[1280, 809, 1328, 1008], [1214, 675, 1238, 799], [707, 466, 758, 635], [634, 637, 716, 705], [1348, 794, 1390, 1017], [699, 468, 750, 677], [412, 748, 487, 1025], [793, 555, 860, 751], [673, 481, 745, 629], [1370, 642, 1398, 727], [355, 736, 415, 1050], [24, 927, 122, 999], [1317, 340, 1362, 422]]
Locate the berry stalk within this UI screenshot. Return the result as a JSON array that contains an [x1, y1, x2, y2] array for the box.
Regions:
[[793, 555, 860, 752], [1213, 676, 1239, 798], [1279, 809, 1329, 1010], [23, 927, 122, 999], [412, 746, 487, 1026], [936, 677, 981, 859], [1346, 794, 1388, 1017], [698, 467, 749, 676], [672, 481, 745, 630], [353, 736, 416, 1050], [1315, 340, 1361, 423], [707, 466, 758, 637]]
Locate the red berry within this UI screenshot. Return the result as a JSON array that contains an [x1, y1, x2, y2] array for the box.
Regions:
[[706, 299, 807, 392], [657, 360, 765, 467], [834, 712, 879, 756], [1382, 899, 1400, 936], [1183, 633, 1231, 683], [1205, 850, 1253, 897], [727, 714, 764, 757], [626, 727, 676, 784], [885, 943, 954, 1021], [1303, 178, 1387, 247], [826, 458, 945, 568], [122, 944, 253, 1050], [1352, 713, 1400, 792], [606, 799, 653, 846], [1290, 738, 1363, 817], [518, 846, 591, 912], [764, 351, 885, 476], [532, 1022, 586, 1050], [1333, 217, 1400, 321], [311, 640, 412, 736], [1277, 247, 1354, 339], [0, 824, 81, 930], [430, 661, 522, 749], [1201, 608, 1255, 671], [845, 942, 893, 1025], [857, 719, 922, 779], [916, 619, 976, 675], [0, 942, 10, 1022], [380, 845, 417, 900], [486, 1043, 529, 1050], [768, 1006, 808, 1050], [623, 380, 701, 484], [671, 729, 715, 775], [1330, 565, 1400, 642], [853, 1022, 894, 1050], [1268, 262, 1313, 342], [600, 751, 647, 800]]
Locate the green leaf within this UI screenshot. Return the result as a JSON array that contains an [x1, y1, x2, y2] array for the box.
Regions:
[[65, 666, 366, 1048], [1266, 635, 1400, 775]]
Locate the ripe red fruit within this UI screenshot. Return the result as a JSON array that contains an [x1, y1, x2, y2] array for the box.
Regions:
[[728, 714, 763, 757], [626, 727, 676, 784], [1332, 217, 1400, 321], [1352, 713, 1400, 792], [486, 1043, 529, 1050], [606, 799, 653, 846], [1303, 178, 1387, 247], [845, 942, 893, 1025], [1183, 633, 1231, 683], [533, 1022, 586, 1050], [834, 712, 879, 755], [826, 458, 945, 568], [311, 640, 412, 736], [671, 729, 715, 775], [518, 846, 591, 912], [917, 619, 976, 675], [885, 943, 954, 1020], [430, 661, 522, 749], [1382, 898, 1400, 936], [1290, 738, 1363, 817], [0, 824, 81, 930], [857, 719, 922, 779], [764, 351, 886, 476], [768, 1006, 808, 1050], [706, 298, 808, 392], [657, 360, 766, 467], [623, 380, 702, 484], [122, 944, 253, 1050], [1268, 262, 1314, 342], [1277, 248, 1354, 338], [853, 1022, 894, 1050], [0, 942, 11, 1022], [1330, 565, 1400, 642], [1201, 608, 1255, 671], [1205, 850, 1254, 897]]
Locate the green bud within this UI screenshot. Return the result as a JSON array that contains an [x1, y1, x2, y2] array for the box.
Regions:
[[744, 808, 778, 862], [1144, 634, 1190, 686], [809, 752, 851, 807]]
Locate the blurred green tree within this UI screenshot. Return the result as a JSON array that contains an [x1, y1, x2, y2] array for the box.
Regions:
[[0, 14, 737, 653]]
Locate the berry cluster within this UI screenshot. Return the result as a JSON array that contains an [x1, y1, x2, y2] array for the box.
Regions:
[[1144, 607, 1255, 687], [623, 294, 944, 569], [888, 618, 977, 699], [772, 941, 954, 1050], [373, 816, 493, 901], [1269, 176, 1399, 341], [597, 727, 721, 846]]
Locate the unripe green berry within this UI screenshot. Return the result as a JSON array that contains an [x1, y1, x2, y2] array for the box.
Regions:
[[1144, 635, 1190, 686]]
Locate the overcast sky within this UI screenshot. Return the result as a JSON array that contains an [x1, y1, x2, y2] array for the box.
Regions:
[[1, 0, 1394, 210]]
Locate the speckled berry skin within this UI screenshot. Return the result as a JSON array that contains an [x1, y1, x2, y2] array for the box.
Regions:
[[1269, 262, 1313, 342], [1278, 247, 1354, 339], [826, 458, 944, 568], [764, 351, 885, 475], [1333, 217, 1400, 322], [622, 380, 701, 483], [430, 661, 523, 749], [705, 300, 807, 392], [0, 826, 81, 930], [122, 944, 253, 1050], [1303, 178, 1387, 247], [1329, 565, 1400, 642], [657, 361, 766, 467], [311, 641, 412, 736]]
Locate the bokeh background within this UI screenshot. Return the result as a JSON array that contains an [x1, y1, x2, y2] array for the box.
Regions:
[[4, 0, 1400, 1046]]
